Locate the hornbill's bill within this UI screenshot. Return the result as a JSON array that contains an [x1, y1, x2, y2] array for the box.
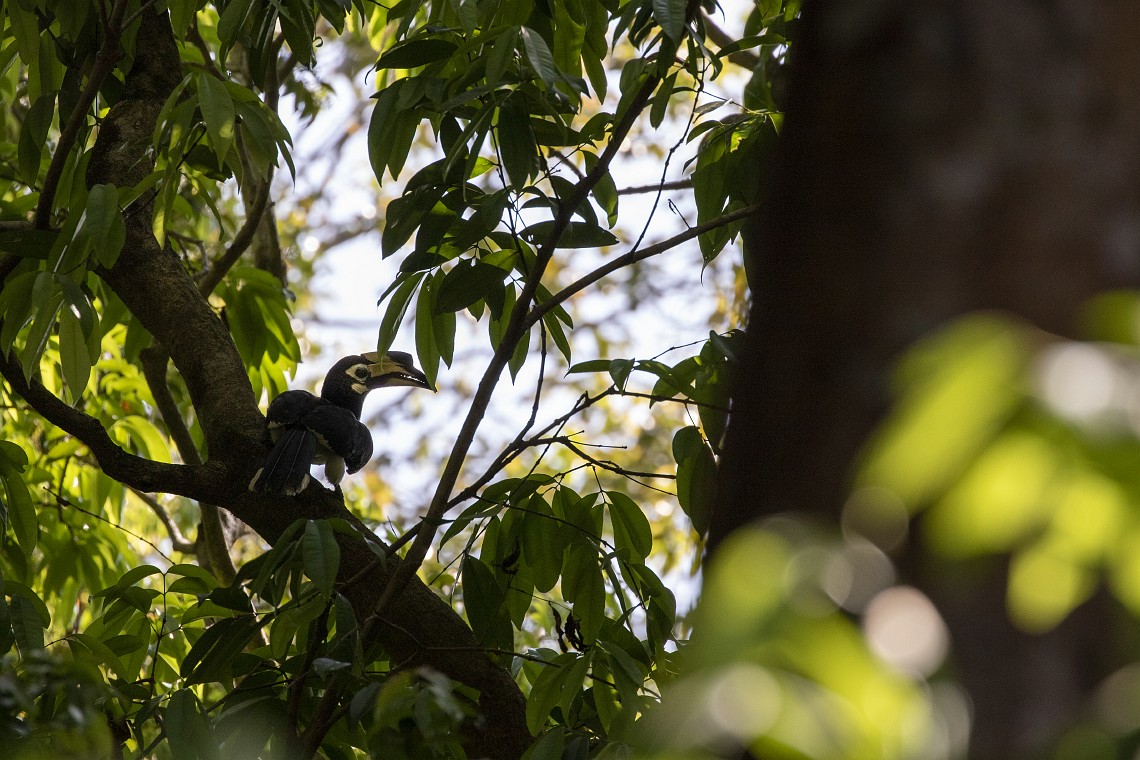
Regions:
[[249, 351, 433, 495]]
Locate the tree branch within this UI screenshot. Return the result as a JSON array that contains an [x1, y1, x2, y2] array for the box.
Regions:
[[618, 178, 692, 195], [140, 344, 238, 583], [372, 53, 666, 623], [34, 0, 130, 229], [0, 350, 220, 499], [195, 172, 273, 297]]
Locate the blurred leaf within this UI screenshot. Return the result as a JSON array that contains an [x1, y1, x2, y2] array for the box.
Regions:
[[858, 316, 1029, 507]]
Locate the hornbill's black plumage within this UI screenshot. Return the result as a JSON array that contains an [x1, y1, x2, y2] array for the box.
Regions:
[[249, 351, 433, 495]]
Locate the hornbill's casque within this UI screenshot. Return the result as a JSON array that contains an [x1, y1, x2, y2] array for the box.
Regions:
[[249, 351, 433, 495]]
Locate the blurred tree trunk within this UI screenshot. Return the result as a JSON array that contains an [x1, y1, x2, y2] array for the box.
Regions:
[[714, 1, 1140, 756]]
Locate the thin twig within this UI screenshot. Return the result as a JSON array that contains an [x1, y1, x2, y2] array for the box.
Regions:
[[618, 179, 692, 195], [48, 488, 175, 562], [537, 436, 676, 480], [128, 487, 197, 552], [527, 202, 762, 330]]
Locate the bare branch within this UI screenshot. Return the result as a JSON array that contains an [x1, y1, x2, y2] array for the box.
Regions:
[[618, 179, 692, 195]]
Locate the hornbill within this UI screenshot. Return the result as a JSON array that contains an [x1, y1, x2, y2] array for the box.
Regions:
[[249, 351, 433, 495]]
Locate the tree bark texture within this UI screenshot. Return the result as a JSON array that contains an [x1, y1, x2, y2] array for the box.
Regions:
[[715, 1, 1140, 757]]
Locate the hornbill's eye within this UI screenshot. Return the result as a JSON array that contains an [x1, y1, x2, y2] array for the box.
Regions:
[[351, 365, 370, 381]]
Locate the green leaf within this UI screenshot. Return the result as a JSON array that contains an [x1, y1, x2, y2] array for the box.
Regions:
[[166, 689, 222, 760], [68, 632, 130, 681], [436, 260, 508, 315], [111, 416, 172, 463], [497, 95, 538, 188], [376, 38, 458, 69], [414, 275, 441, 387], [521, 496, 565, 592], [197, 72, 236, 165], [94, 564, 163, 596], [0, 453, 36, 558], [653, 0, 686, 43], [9, 595, 45, 652], [568, 359, 610, 374], [376, 272, 424, 356], [87, 185, 126, 268], [18, 94, 55, 186], [607, 493, 652, 560], [650, 72, 676, 128], [431, 270, 457, 367], [552, 0, 586, 81], [0, 593, 13, 657], [673, 426, 715, 535], [525, 726, 566, 760], [520, 27, 561, 90], [525, 653, 577, 735], [461, 555, 511, 650], [181, 615, 262, 685], [19, 276, 63, 381], [303, 519, 341, 601], [521, 221, 618, 249], [169, 563, 220, 588], [609, 358, 633, 390], [0, 228, 58, 261], [562, 542, 604, 641], [216, 0, 255, 48], [58, 305, 92, 402]]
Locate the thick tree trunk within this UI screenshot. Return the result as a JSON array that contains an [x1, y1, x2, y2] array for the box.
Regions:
[[714, 1, 1140, 756]]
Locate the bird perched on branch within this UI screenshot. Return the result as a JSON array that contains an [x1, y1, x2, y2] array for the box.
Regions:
[[249, 351, 433, 496]]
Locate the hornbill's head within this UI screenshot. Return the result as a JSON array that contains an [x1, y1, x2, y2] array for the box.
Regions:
[[321, 351, 434, 410]]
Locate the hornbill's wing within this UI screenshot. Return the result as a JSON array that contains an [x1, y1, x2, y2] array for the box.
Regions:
[[265, 389, 324, 429], [303, 404, 374, 481]]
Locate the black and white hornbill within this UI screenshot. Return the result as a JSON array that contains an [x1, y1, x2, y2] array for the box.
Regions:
[[248, 351, 433, 495]]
